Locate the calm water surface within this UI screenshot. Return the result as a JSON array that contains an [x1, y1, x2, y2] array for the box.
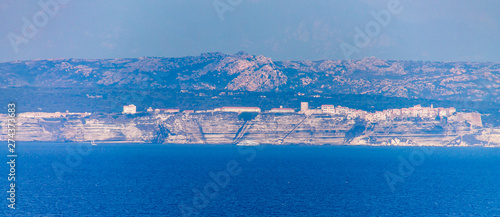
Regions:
[[1, 143, 498, 216]]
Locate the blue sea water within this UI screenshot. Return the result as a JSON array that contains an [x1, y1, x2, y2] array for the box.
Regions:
[[0, 143, 499, 216]]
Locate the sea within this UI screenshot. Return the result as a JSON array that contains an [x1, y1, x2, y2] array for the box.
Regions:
[[1, 142, 498, 217]]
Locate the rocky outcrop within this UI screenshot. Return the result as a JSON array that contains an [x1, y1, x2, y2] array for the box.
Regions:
[[1, 53, 499, 103]]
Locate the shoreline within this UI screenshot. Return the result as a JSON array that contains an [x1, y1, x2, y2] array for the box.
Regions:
[[8, 140, 499, 148]]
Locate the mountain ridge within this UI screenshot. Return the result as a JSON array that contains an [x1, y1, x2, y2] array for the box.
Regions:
[[1, 52, 499, 103]]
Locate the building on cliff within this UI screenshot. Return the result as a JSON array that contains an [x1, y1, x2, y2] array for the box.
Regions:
[[300, 102, 322, 115], [321, 105, 335, 113], [158, 109, 180, 113], [300, 102, 309, 113], [214, 107, 261, 113], [123, 105, 137, 114], [316, 103, 462, 122]]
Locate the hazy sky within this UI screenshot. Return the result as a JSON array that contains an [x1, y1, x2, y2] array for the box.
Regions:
[[1, 0, 499, 62]]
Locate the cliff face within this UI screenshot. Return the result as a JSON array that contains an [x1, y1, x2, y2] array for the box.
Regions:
[[3, 114, 158, 142], [2, 113, 499, 147]]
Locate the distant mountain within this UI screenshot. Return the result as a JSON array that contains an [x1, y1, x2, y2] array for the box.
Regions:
[[1, 52, 499, 103]]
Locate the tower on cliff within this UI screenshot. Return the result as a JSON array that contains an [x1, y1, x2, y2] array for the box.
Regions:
[[300, 102, 309, 113]]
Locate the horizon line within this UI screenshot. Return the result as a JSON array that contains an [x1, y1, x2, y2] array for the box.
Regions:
[[2, 52, 498, 64]]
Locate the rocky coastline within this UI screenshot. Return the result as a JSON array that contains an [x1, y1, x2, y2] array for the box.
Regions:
[[3, 112, 499, 147]]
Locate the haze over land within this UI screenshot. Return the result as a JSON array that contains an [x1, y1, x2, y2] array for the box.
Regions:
[[2, 0, 500, 62], [1, 53, 500, 146]]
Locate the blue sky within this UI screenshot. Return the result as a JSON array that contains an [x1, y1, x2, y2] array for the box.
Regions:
[[1, 0, 499, 62]]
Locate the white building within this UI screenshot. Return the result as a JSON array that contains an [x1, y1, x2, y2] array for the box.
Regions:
[[300, 102, 309, 113], [123, 104, 137, 114], [159, 109, 180, 113], [321, 105, 335, 113], [214, 107, 261, 113]]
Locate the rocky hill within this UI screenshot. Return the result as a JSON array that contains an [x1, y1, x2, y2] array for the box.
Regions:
[[1, 52, 499, 103]]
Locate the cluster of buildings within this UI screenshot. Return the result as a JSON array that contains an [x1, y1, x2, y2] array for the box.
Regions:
[[123, 102, 481, 126], [301, 102, 481, 126], [307, 103, 457, 122]]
